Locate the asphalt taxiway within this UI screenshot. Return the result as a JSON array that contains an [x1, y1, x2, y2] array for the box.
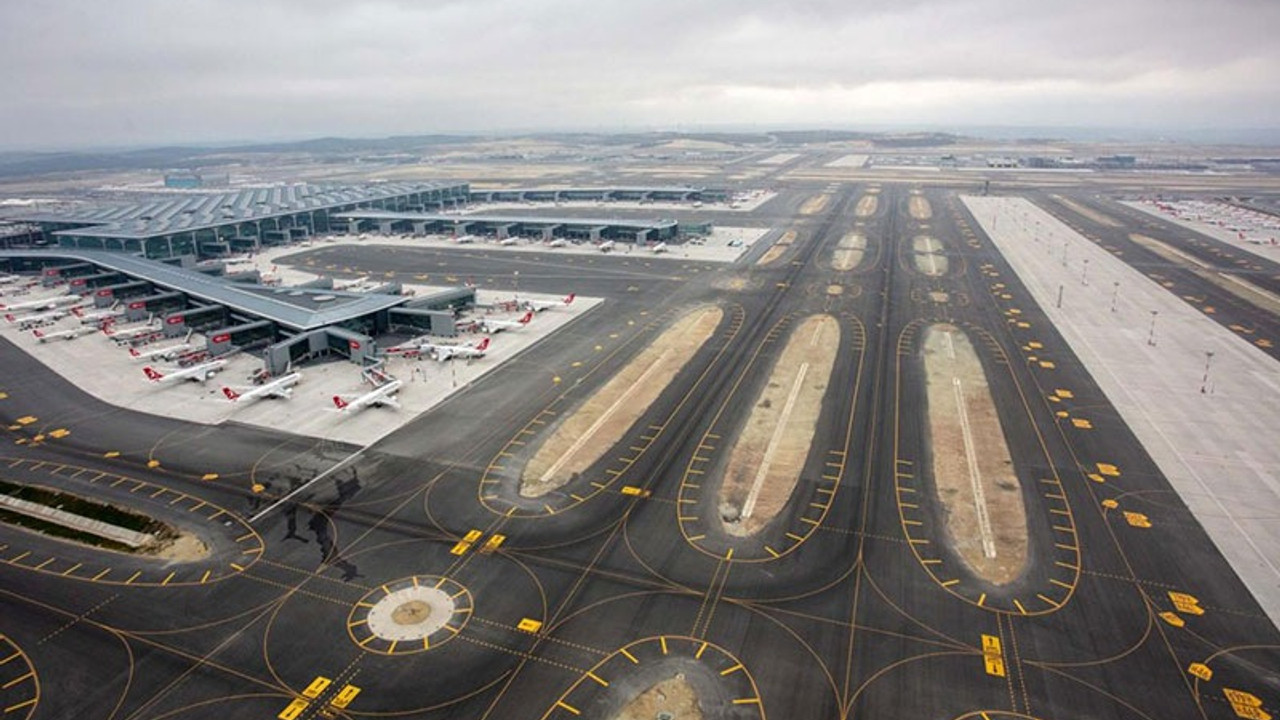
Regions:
[[0, 182, 1277, 719]]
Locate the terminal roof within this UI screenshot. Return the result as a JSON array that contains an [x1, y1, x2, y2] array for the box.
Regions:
[[0, 249, 409, 331], [335, 210, 677, 230], [16, 182, 465, 241]]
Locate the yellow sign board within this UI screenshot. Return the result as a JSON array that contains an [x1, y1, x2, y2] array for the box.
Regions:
[[1158, 611, 1185, 628], [1097, 463, 1121, 477], [980, 634, 1005, 677], [1187, 663, 1213, 681], [517, 618, 543, 633], [449, 541, 472, 556], [1124, 512, 1152, 529], [303, 676, 332, 699], [480, 534, 506, 554], [1169, 592, 1205, 616], [620, 485, 651, 497], [278, 699, 310, 720], [462, 529, 483, 543], [1224, 689, 1264, 708], [331, 684, 361, 709]]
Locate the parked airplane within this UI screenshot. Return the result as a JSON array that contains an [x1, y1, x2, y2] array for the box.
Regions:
[[33, 326, 95, 342], [523, 293, 575, 312], [143, 360, 227, 384], [455, 234, 476, 244], [480, 311, 533, 333], [421, 337, 490, 362], [547, 238, 568, 248], [105, 324, 161, 342], [651, 242, 669, 254], [127, 342, 193, 362], [498, 237, 518, 246], [0, 295, 78, 312], [598, 240, 616, 253], [8, 310, 68, 328], [332, 379, 403, 412], [75, 307, 126, 325], [222, 373, 301, 403]]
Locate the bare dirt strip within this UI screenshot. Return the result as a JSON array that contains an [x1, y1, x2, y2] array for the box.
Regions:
[[521, 307, 724, 498], [799, 193, 831, 216], [614, 674, 703, 720], [923, 324, 1027, 584], [1054, 195, 1121, 227], [855, 194, 878, 218], [909, 194, 932, 220], [756, 229, 798, 267], [1130, 234, 1280, 316], [912, 235, 948, 276], [720, 314, 840, 536], [831, 232, 867, 271]]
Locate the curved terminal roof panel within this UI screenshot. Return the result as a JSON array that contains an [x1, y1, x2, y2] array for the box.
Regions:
[[0, 249, 411, 331]]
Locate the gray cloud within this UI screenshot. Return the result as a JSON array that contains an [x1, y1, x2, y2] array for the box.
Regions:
[[1, 0, 1276, 149]]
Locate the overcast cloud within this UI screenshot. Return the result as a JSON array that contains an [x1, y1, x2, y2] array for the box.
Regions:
[[1, 0, 1277, 149]]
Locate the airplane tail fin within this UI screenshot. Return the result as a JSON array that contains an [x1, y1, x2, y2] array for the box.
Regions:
[[128, 347, 140, 357], [520, 311, 534, 324], [143, 367, 163, 381], [564, 293, 575, 304], [222, 387, 240, 401], [332, 395, 348, 410], [32, 329, 43, 338], [4, 314, 13, 322], [476, 337, 491, 351], [71, 306, 83, 317]]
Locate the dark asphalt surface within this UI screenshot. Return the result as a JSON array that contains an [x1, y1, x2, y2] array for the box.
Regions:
[[1, 183, 1277, 719]]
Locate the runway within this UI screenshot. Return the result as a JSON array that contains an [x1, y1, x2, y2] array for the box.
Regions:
[[1, 183, 1277, 719]]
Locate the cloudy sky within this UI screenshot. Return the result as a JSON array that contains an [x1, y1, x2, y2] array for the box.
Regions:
[[2, 0, 1277, 149]]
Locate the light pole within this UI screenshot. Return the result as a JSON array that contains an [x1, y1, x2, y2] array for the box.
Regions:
[[1147, 310, 1159, 346], [513, 270, 519, 299], [1200, 350, 1215, 394], [1110, 281, 1120, 313], [1061, 241, 1069, 267], [1081, 258, 1090, 286]]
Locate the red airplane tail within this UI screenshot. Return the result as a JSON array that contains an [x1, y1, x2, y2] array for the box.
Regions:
[[564, 293, 575, 305], [128, 347, 140, 357], [332, 395, 349, 410], [4, 314, 14, 322], [519, 311, 534, 324], [32, 329, 44, 338], [222, 387, 240, 401], [143, 367, 164, 381], [476, 337, 491, 352]]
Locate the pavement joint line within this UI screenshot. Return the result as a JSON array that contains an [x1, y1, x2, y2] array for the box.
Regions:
[[247, 447, 367, 524]]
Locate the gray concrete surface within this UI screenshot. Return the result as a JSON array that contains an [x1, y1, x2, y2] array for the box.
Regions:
[[965, 194, 1280, 625]]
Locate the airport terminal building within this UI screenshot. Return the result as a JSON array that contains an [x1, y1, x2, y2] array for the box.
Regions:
[[13, 182, 713, 260], [16, 182, 472, 260]]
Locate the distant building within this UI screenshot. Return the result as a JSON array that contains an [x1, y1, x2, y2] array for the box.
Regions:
[[164, 171, 231, 189], [1095, 155, 1137, 169]]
